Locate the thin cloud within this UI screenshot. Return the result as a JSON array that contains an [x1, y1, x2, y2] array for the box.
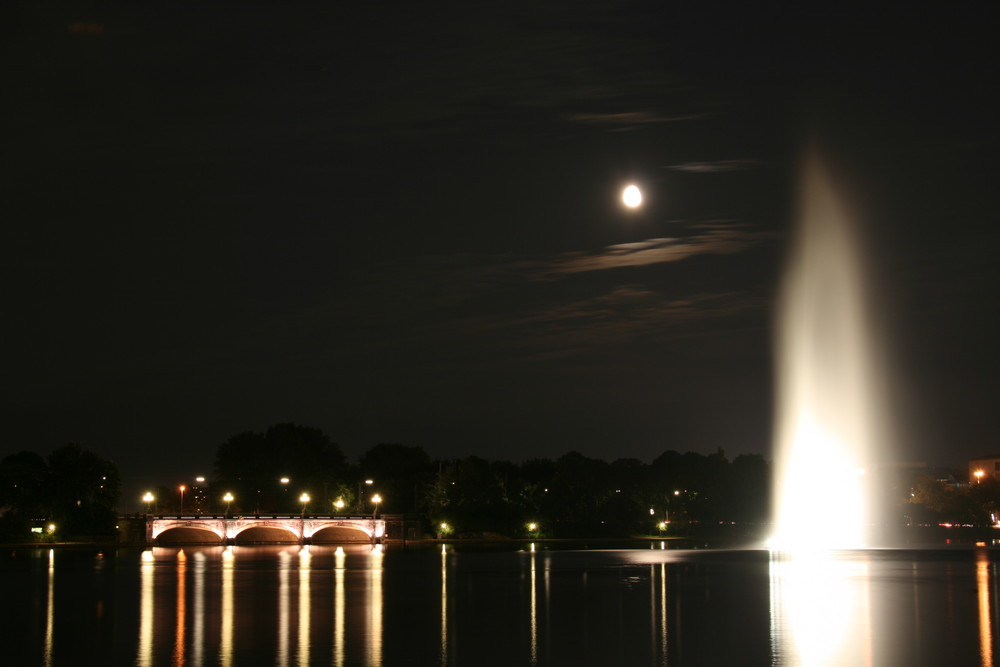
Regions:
[[437, 285, 766, 368], [568, 111, 707, 125], [666, 159, 760, 173], [534, 226, 768, 278]]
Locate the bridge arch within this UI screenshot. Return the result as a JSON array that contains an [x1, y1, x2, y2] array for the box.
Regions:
[[311, 525, 373, 542], [233, 525, 299, 544], [155, 525, 224, 544], [151, 519, 225, 543]]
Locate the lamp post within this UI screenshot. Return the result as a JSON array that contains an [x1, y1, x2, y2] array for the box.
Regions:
[[179, 485, 186, 514], [371, 493, 382, 520], [300, 492, 311, 518], [334, 499, 345, 513], [143, 492, 155, 514], [975, 470, 985, 484], [358, 479, 374, 512], [223, 492, 234, 518]]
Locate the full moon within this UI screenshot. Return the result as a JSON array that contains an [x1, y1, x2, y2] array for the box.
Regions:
[[622, 184, 642, 208]]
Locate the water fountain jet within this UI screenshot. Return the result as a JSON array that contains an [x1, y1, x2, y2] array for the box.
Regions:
[[770, 148, 894, 552]]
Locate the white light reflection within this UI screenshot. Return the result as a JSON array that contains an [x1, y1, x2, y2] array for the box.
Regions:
[[44, 549, 54, 667], [298, 546, 311, 667], [333, 547, 345, 667], [174, 550, 187, 666], [368, 544, 384, 667], [138, 550, 155, 667], [440, 545, 448, 667], [278, 550, 291, 667], [192, 551, 206, 667], [769, 551, 873, 667], [220, 546, 234, 667], [977, 550, 993, 667]]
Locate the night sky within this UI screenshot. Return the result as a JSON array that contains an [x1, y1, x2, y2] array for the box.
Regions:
[[4, 1, 998, 500]]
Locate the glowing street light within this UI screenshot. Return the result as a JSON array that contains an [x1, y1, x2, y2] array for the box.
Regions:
[[300, 492, 311, 517], [527, 522, 539, 535], [223, 492, 234, 517], [357, 479, 374, 511], [179, 485, 186, 513], [975, 470, 985, 484], [333, 498, 345, 513], [142, 492, 155, 514], [47, 523, 56, 534], [371, 493, 382, 520]]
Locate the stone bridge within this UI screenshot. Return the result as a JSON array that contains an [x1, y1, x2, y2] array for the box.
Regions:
[[146, 515, 385, 544]]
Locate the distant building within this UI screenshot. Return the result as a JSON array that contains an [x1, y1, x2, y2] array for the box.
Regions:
[[968, 456, 1000, 484]]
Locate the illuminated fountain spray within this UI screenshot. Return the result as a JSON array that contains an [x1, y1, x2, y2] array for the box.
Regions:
[[770, 149, 893, 551]]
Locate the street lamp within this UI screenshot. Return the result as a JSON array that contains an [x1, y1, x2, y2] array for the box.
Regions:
[[333, 498, 345, 513], [371, 493, 382, 519], [975, 470, 985, 484], [358, 479, 374, 511], [300, 492, 311, 517], [179, 485, 186, 514], [143, 492, 155, 514], [223, 492, 234, 517]]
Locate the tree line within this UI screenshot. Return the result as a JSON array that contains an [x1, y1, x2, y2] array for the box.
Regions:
[[204, 423, 771, 538], [2, 423, 989, 541], [0, 444, 120, 539]]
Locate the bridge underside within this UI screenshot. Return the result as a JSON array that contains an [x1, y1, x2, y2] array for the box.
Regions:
[[233, 527, 299, 544], [156, 527, 223, 545], [310, 526, 372, 542]]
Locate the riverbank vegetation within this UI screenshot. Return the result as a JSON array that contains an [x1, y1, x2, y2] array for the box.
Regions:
[[1, 423, 992, 542]]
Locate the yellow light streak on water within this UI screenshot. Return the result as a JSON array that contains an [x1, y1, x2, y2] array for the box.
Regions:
[[978, 550, 993, 667], [138, 550, 154, 667], [298, 546, 311, 667], [220, 546, 234, 667], [44, 550, 54, 667], [368, 544, 384, 667], [440, 545, 448, 667], [173, 550, 186, 667], [333, 547, 346, 667], [192, 551, 206, 666], [278, 549, 291, 667], [529, 549, 538, 666]]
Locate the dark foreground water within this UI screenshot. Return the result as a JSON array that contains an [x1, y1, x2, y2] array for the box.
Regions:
[[2, 542, 998, 666]]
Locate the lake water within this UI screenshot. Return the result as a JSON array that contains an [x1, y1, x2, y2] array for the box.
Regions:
[[2, 543, 997, 666]]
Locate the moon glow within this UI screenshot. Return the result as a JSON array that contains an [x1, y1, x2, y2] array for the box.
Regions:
[[623, 184, 642, 208]]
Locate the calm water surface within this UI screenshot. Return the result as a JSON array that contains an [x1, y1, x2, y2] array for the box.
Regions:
[[2, 543, 998, 666]]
